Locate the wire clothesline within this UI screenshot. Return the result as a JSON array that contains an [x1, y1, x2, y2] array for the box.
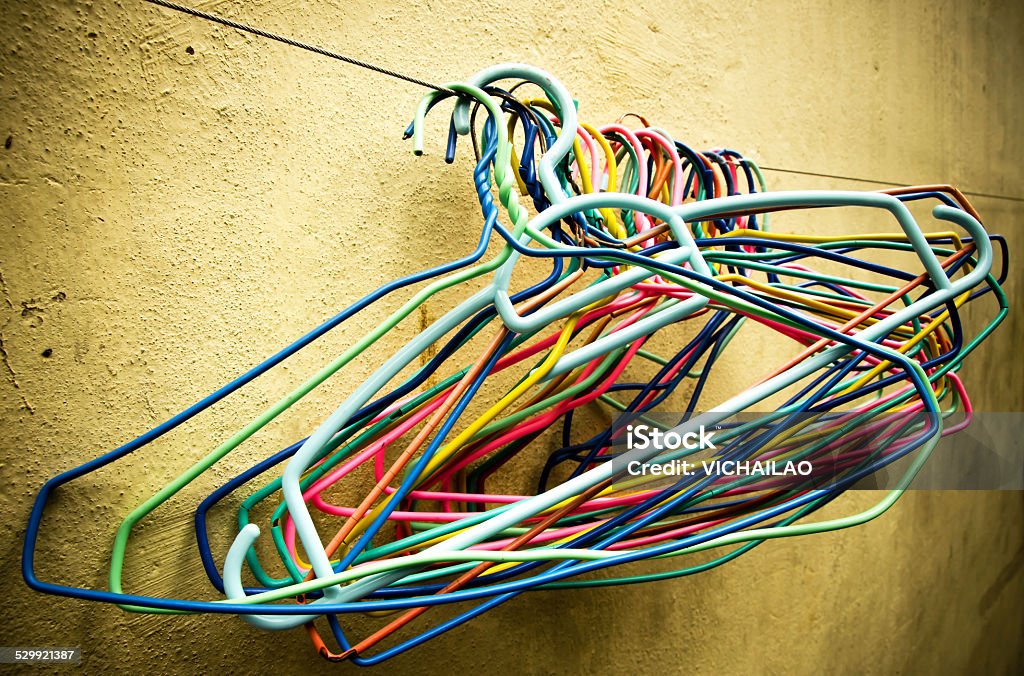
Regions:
[[758, 167, 1024, 204], [142, 0, 454, 94], [143, 0, 1022, 205]]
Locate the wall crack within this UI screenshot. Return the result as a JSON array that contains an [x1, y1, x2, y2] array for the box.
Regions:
[[0, 331, 35, 414]]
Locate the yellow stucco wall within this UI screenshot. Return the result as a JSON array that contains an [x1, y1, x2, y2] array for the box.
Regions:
[[1, 1, 1021, 673]]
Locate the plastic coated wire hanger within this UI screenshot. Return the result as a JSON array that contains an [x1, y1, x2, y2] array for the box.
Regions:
[[29, 70, 999, 589]]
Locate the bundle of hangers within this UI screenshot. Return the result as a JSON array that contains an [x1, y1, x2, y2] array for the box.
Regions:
[[23, 63, 1008, 665]]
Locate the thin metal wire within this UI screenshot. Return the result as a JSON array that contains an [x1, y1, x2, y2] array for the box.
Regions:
[[758, 166, 1024, 204], [144, 0, 1023, 204], [143, 0, 456, 95]]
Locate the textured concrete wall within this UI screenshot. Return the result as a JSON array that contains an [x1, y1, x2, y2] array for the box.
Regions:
[[1, 0, 1021, 673]]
